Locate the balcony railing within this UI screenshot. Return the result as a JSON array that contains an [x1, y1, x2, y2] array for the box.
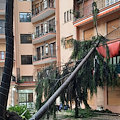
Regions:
[[0, 0, 6, 10], [74, 0, 120, 21], [33, 50, 56, 62], [32, 0, 55, 17], [32, 24, 56, 40]]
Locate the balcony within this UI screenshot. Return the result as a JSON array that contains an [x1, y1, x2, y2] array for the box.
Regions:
[[32, 24, 56, 44], [32, 0, 55, 23], [73, 0, 120, 26], [0, 0, 6, 15], [0, 51, 5, 62], [33, 50, 56, 65]]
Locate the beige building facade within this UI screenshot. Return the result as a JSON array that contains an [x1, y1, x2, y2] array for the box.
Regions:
[[0, 0, 120, 114]]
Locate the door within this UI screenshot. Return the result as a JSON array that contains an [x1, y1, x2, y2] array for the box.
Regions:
[[35, 3, 39, 15], [44, 22, 48, 33], [36, 26, 39, 38], [44, 0, 47, 9], [41, 24, 44, 35], [37, 47, 41, 60]]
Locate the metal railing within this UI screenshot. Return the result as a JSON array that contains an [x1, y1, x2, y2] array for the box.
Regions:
[[32, 0, 55, 17], [73, 0, 119, 21], [33, 50, 56, 62], [0, 0, 6, 10], [32, 24, 56, 40]]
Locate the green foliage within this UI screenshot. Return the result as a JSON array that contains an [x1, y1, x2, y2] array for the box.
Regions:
[[8, 105, 32, 120]]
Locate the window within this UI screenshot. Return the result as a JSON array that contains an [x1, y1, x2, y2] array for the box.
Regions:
[[105, 0, 118, 6], [36, 26, 39, 38], [84, 28, 94, 41], [37, 47, 41, 60], [67, 11, 69, 21], [0, 20, 5, 34], [42, 46, 44, 56], [49, 42, 56, 55], [22, 76, 33, 82], [20, 34, 32, 44], [65, 36, 73, 49], [107, 18, 120, 40], [107, 18, 119, 34], [21, 55, 32, 65], [0, 0, 5, 10], [19, 89, 33, 109], [0, 51, 5, 59], [49, 18, 55, 32], [110, 56, 120, 65], [45, 44, 48, 55], [0, 67, 3, 82], [64, 12, 66, 23], [19, 13, 31, 22], [70, 9, 72, 20]]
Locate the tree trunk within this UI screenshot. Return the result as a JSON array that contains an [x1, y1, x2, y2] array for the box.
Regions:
[[0, 0, 14, 119]]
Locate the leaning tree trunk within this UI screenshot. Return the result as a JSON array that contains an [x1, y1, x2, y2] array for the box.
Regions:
[[0, 0, 14, 119]]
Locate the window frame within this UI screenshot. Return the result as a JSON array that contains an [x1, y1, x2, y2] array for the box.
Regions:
[[19, 12, 31, 22], [64, 12, 66, 23], [20, 34, 32, 44], [21, 55, 32, 65]]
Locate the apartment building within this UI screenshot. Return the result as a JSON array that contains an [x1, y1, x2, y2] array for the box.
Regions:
[[0, 0, 120, 114], [0, 0, 61, 109], [72, 0, 120, 113]]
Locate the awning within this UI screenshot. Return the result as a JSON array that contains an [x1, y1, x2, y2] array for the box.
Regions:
[[97, 41, 120, 58]]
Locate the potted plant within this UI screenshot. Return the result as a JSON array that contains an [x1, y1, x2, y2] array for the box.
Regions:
[[49, 28, 53, 32]]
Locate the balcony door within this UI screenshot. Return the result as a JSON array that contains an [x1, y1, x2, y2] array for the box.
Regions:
[[49, 18, 55, 32], [36, 26, 39, 38], [35, 3, 39, 15], [49, 42, 56, 55], [40, 24, 44, 35], [44, 0, 48, 9], [44, 22, 48, 33], [37, 47, 41, 60]]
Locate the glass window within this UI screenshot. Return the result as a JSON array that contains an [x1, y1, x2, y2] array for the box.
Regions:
[[70, 9, 72, 20], [67, 11, 69, 21], [110, 56, 120, 65], [42, 46, 44, 56], [0, 20, 5, 34], [64, 12, 66, 23], [21, 55, 32, 65], [0, 67, 3, 82], [19, 89, 33, 109], [0, 0, 6, 10], [22, 76, 33, 82], [20, 34, 32, 44], [0, 51, 5, 59], [19, 13, 31, 22]]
